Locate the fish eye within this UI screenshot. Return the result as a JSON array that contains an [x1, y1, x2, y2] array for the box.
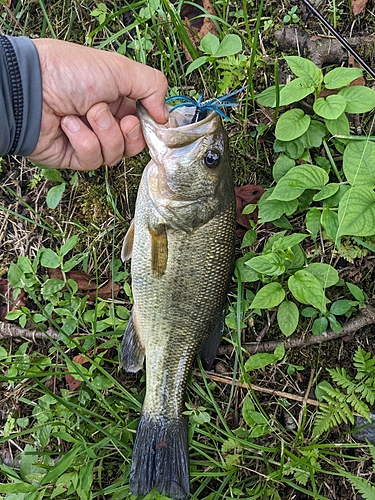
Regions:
[[204, 150, 221, 169]]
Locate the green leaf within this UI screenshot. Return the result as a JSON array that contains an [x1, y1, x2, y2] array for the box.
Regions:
[[339, 86, 375, 113], [288, 270, 328, 312], [271, 233, 308, 251], [255, 84, 285, 107], [7, 262, 23, 288], [41, 445, 81, 485], [244, 350, 283, 371], [337, 186, 375, 237], [313, 183, 339, 201], [305, 262, 339, 288], [321, 208, 339, 242], [325, 112, 350, 137], [274, 342, 285, 360], [0, 345, 8, 360], [91, 375, 113, 390], [17, 255, 34, 274], [313, 95, 346, 119], [242, 204, 257, 215], [344, 473, 375, 500], [241, 230, 257, 248], [199, 33, 220, 55], [273, 155, 295, 182], [0, 483, 38, 493], [312, 316, 328, 334], [330, 299, 353, 315], [60, 235, 79, 257], [323, 184, 351, 209], [277, 300, 299, 336], [279, 77, 316, 106], [41, 168, 64, 183], [324, 67, 363, 88], [214, 34, 242, 57], [306, 208, 321, 239], [46, 183, 66, 209], [269, 165, 329, 201], [258, 189, 298, 222], [301, 306, 319, 318], [284, 56, 322, 86], [346, 282, 365, 303], [250, 282, 285, 309], [39, 248, 60, 268], [247, 253, 285, 276], [235, 255, 260, 283], [185, 56, 208, 75], [343, 140, 375, 188], [275, 109, 311, 141], [41, 278, 65, 298], [299, 120, 326, 149]]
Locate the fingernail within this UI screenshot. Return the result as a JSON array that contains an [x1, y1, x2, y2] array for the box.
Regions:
[[94, 108, 112, 129], [164, 105, 170, 123], [126, 123, 141, 140], [63, 115, 81, 132]]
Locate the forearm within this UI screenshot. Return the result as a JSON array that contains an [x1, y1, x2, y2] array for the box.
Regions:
[[0, 35, 42, 157]]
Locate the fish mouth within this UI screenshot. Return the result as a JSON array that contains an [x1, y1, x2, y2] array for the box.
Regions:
[[137, 102, 221, 149]]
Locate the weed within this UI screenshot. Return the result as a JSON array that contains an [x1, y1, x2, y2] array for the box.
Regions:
[[283, 5, 300, 24], [1, 1, 375, 499]]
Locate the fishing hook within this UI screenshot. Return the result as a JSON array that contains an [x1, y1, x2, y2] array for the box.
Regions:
[[166, 85, 247, 123]]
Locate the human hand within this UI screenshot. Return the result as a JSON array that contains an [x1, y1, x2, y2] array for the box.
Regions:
[[28, 38, 168, 170]]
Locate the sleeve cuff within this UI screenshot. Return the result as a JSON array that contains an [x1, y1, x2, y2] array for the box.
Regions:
[[0, 35, 42, 156]]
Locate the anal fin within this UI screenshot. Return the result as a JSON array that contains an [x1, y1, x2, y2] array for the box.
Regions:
[[121, 313, 145, 372], [199, 310, 225, 370]]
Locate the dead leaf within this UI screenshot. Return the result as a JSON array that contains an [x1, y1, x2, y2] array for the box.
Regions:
[[48, 269, 96, 291], [0, 279, 27, 322], [348, 55, 366, 86], [65, 350, 110, 391], [48, 269, 120, 300], [235, 185, 265, 230], [65, 352, 90, 391], [317, 88, 340, 98], [179, 0, 218, 61], [351, 0, 368, 16], [65, 373, 83, 392], [88, 281, 120, 301]]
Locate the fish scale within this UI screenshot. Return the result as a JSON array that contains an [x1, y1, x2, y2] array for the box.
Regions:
[[121, 102, 236, 499]]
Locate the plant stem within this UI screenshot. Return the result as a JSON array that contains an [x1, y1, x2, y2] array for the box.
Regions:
[[323, 139, 342, 182]]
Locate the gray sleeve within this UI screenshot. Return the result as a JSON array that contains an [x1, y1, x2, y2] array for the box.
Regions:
[[0, 35, 42, 157]]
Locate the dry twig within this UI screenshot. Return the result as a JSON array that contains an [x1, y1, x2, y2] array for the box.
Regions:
[[0, 321, 59, 341], [196, 371, 322, 408], [218, 304, 375, 356]]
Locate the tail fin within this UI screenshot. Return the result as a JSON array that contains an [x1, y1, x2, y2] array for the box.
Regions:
[[130, 413, 189, 499]]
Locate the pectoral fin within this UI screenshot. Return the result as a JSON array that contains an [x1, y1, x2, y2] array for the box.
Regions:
[[199, 310, 225, 370], [121, 313, 145, 372], [149, 224, 168, 277], [121, 220, 135, 262]]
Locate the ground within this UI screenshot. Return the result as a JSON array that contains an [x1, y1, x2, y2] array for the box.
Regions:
[[1, 1, 375, 499]]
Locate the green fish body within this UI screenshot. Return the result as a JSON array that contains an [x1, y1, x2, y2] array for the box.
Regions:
[[121, 102, 235, 499]]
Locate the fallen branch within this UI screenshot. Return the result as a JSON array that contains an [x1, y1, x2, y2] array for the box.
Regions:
[[0, 321, 59, 341], [195, 370, 321, 407], [218, 304, 375, 355]]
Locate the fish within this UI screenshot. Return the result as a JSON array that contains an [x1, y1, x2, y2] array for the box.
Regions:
[[120, 101, 236, 499]]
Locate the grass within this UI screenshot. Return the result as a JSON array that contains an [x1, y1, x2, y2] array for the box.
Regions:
[[1, 0, 375, 499]]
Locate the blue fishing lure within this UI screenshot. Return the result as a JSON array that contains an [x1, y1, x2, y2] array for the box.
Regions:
[[165, 85, 247, 123]]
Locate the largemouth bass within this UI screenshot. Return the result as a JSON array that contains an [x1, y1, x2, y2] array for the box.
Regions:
[[121, 101, 236, 499]]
